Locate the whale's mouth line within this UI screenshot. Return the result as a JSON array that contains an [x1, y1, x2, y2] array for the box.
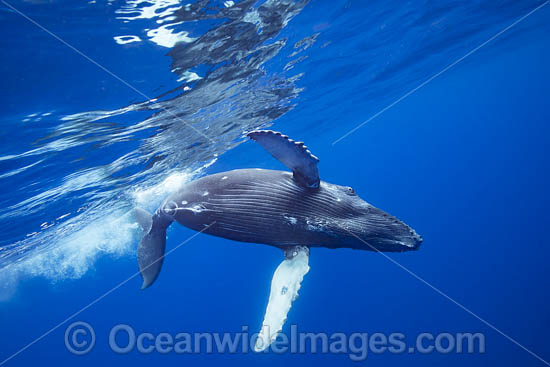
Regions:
[[335, 210, 422, 251]]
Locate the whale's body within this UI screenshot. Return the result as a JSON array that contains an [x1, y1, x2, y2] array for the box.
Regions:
[[163, 169, 421, 252], [135, 130, 422, 351]]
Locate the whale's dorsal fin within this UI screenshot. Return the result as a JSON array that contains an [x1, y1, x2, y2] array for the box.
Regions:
[[248, 130, 320, 188]]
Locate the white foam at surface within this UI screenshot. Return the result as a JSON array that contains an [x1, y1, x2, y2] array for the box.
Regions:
[[131, 171, 192, 209], [0, 209, 139, 300], [114, 0, 195, 48], [114, 35, 142, 44], [146, 24, 195, 48], [0, 270, 19, 302], [0, 169, 199, 301], [177, 71, 202, 83], [21, 210, 138, 279], [243, 10, 262, 27], [115, 0, 182, 21]]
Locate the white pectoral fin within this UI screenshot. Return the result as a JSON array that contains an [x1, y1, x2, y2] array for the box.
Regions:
[[254, 246, 310, 352]]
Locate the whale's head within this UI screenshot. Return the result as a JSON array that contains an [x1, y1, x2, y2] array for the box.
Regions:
[[322, 183, 422, 252]]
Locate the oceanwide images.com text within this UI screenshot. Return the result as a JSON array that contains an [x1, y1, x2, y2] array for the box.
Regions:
[[65, 322, 485, 361]]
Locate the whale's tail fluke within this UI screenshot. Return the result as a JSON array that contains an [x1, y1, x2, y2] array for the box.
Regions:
[[133, 208, 173, 289]]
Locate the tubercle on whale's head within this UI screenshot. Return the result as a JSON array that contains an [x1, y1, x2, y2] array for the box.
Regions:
[[330, 185, 422, 252]]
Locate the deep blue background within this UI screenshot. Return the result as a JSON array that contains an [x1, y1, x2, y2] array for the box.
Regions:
[[1, 0, 549, 366]]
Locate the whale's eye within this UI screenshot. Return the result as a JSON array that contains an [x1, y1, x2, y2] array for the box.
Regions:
[[346, 186, 355, 195]]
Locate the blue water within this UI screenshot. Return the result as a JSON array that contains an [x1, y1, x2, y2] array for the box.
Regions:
[[1, 0, 550, 365]]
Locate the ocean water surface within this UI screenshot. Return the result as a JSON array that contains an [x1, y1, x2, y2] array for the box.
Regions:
[[1, 0, 549, 365]]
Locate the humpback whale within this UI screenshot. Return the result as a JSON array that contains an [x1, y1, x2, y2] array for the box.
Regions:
[[134, 130, 422, 351]]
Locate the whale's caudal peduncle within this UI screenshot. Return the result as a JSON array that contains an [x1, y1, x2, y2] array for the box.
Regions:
[[134, 130, 422, 350]]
